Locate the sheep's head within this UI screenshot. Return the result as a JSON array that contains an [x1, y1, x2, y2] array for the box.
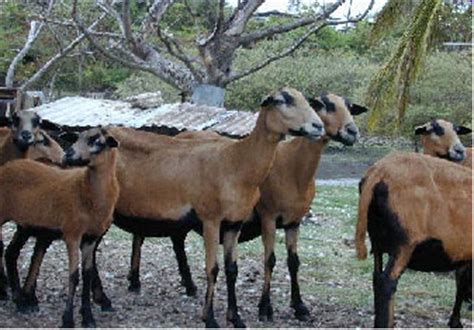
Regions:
[[415, 119, 471, 162], [1, 111, 61, 152], [62, 127, 119, 166], [260, 87, 325, 140], [308, 93, 368, 146], [25, 131, 65, 165]]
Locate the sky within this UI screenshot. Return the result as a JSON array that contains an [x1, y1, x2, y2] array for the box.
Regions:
[[227, 0, 387, 18]]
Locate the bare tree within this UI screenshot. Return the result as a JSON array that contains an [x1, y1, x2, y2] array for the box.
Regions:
[[9, 0, 374, 106]]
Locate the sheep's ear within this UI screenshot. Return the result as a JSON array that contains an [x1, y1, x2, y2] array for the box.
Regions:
[[414, 124, 430, 135], [106, 136, 119, 148], [0, 116, 10, 127], [40, 119, 61, 131], [455, 125, 472, 135], [260, 95, 275, 107], [308, 98, 325, 111], [58, 132, 79, 143], [350, 104, 369, 116]]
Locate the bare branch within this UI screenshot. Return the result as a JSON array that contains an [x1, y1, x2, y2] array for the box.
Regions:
[[157, 28, 204, 80], [226, 22, 327, 84], [5, 0, 55, 88], [122, 0, 134, 44], [19, 13, 107, 91], [225, 0, 265, 36], [227, 0, 374, 85], [72, 0, 195, 92], [96, 0, 126, 36], [239, 0, 346, 46], [141, 0, 175, 37]]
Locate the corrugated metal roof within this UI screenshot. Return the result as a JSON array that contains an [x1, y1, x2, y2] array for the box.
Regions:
[[33, 96, 256, 138]]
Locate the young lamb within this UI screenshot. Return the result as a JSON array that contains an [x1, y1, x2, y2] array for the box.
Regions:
[[355, 152, 471, 328], [0, 128, 119, 327], [14, 87, 325, 328]]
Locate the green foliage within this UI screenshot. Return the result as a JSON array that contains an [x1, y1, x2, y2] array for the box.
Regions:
[[226, 47, 377, 112]]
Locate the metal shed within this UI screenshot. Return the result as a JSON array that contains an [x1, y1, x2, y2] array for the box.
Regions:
[[33, 96, 257, 138]]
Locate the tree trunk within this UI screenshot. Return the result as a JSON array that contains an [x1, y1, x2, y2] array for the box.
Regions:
[[190, 84, 225, 107]]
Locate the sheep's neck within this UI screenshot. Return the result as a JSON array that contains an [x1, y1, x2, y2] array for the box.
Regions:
[[292, 137, 329, 191], [233, 109, 281, 185], [0, 134, 26, 166], [85, 149, 118, 212]]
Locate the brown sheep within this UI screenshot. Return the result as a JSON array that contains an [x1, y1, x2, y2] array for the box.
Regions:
[[0, 128, 119, 327], [355, 152, 472, 328], [415, 119, 473, 325], [12, 87, 325, 328], [0, 116, 64, 301], [180, 93, 369, 321]]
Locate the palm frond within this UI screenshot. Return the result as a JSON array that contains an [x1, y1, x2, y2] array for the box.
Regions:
[[365, 0, 442, 132]]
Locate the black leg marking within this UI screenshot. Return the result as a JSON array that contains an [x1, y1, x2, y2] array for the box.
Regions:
[[5, 228, 30, 304], [171, 235, 197, 296], [90, 234, 113, 311], [61, 269, 79, 328], [258, 252, 276, 321], [373, 256, 398, 328], [80, 237, 97, 328], [204, 263, 219, 328], [287, 249, 309, 321], [127, 234, 144, 293]]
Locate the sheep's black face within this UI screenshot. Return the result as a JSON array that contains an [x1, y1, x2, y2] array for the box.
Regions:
[[63, 128, 118, 167], [10, 111, 41, 151]]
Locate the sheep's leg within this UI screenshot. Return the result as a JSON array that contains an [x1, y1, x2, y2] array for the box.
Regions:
[[61, 239, 80, 328], [90, 234, 113, 311], [127, 234, 144, 293], [448, 265, 470, 328], [171, 233, 197, 296], [201, 221, 220, 328], [285, 223, 310, 321], [17, 236, 54, 313], [373, 247, 413, 328], [258, 215, 277, 321], [222, 221, 245, 328], [0, 228, 8, 300], [5, 227, 30, 306], [80, 236, 98, 328]]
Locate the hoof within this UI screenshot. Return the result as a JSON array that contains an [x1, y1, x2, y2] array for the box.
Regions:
[[61, 318, 74, 328], [448, 316, 463, 328], [230, 317, 246, 328], [16, 303, 39, 314], [101, 304, 115, 312], [185, 284, 197, 297], [205, 317, 220, 328], [293, 302, 310, 321], [258, 302, 273, 322], [82, 319, 97, 328], [128, 282, 141, 293]]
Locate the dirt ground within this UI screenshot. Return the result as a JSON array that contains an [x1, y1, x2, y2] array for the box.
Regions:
[[0, 221, 471, 328], [0, 146, 471, 328]]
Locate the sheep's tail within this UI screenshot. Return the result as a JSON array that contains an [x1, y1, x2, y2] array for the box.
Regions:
[[355, 168, 379, 260]]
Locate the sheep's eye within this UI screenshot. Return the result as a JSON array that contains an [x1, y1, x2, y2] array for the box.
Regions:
[[32, 118, 40, 127], [12, 116, 20, 127], [87, 134, 100, 146]]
